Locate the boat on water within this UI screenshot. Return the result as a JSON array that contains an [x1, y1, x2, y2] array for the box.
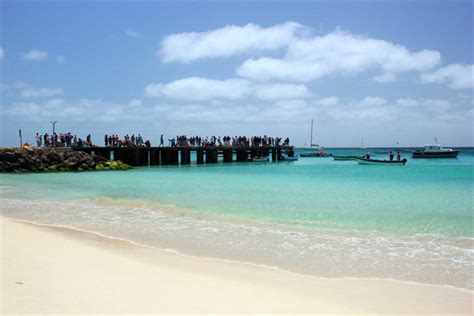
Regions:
[[332, 155, 364, 161], [412, 144, 459, 158], [251, 156, 270, 162], [280, 155, 299, 161], [300, 151, 330, 157], [355, 157, 407, 165], [300, 119, 330, 158]]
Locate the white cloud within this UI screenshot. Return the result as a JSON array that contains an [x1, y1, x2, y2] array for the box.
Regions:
[[126, 29, 142, 38], [21, 50, 48, 61], [315, 97, 339, 107], [145, 77, 252, 100], [420, 64, 473, 90], [236, 29, 440, 82], [396, 98, 419, 107], [373, 73, 396, 83], [0, 47, 4, 59], [357, 96, 387, 107], [20, 87, 63, 98], [129, 98, 143, 107], [56, 56, 65, 63], [254, 83, 311, 100], [3, 95, 471, 147], [145, 77, 312, 101], [396, 98, 451, 114], [159, 21, 307, 63]]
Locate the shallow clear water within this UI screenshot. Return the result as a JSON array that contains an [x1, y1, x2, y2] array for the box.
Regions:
[[1, 148, 473, 289]]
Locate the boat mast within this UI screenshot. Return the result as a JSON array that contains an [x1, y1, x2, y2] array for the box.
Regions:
[[310, 119, 313, 148]]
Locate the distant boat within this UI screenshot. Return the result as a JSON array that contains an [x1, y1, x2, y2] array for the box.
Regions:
[[412, 144, 459, 158], [281, 155, 298, 161], [300, 151, 330, 157], [300, 119, 330, 157], [355, 157, 407, 165], [251, 156, 270, 162], [333, 155, 364, 161]]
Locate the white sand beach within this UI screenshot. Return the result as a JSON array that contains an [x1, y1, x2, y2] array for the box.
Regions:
[[1, 216, 472, 314]]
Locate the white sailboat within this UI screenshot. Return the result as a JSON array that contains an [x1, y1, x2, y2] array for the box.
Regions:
[[300, 119, 329, 157]]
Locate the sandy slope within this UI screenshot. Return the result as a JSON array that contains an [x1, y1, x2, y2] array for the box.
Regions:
[[1, 217, 472, 314]]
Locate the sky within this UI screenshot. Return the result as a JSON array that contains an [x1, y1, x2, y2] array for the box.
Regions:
[[0, 0, 473, 147]]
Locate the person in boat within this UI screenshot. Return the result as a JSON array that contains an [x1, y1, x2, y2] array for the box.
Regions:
[[397, 151, 401, 161], [389, 151, 394, 161], [365, 150, 371, 159]]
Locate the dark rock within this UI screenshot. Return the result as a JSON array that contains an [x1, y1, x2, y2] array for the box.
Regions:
[[4, 152, 15, 163]]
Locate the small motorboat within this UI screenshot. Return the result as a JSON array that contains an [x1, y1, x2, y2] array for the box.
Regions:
[[280, 155, 298, 161], [300, 151, 330, 157], [355, 157, 407, 165], [333, 155, 364, 161], [251, 156, 270, 162], [412, 144, 459, 158]]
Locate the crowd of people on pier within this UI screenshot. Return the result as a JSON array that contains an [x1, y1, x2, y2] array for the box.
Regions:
[[104, 134, 151, 148], [171, 135, 290, 147], [35, 132, 93, 148], [34, 132, 290, 149]]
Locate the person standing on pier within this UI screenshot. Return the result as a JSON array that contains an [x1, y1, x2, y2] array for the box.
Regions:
[[36, 133, 42, 147]]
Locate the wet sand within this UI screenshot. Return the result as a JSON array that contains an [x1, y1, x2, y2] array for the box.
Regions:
[[1, 216, 472, 314]]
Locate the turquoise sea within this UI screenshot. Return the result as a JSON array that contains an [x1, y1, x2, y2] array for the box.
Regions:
[[1, 148, 473, 289]]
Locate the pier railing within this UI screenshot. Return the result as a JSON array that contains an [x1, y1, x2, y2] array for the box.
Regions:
[[72, 146, 292, 166]]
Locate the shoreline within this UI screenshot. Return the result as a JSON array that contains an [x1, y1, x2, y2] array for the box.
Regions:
[[2, 216, 472, 314], [3, 215, 473, 294]]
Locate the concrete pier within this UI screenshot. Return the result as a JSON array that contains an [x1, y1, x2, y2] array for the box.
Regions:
[[73, 146, 293, 167], [205, 148, 218, 163]]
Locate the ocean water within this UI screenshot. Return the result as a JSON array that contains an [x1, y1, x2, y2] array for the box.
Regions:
[[1, 148, 473, 290]]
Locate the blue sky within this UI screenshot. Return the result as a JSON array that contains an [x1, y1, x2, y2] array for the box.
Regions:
[[1, 0, 472, 147]]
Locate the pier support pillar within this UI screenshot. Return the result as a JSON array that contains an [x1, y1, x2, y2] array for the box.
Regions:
[[133, 149, 140, 166], [205, 148, 218, 163], [223, 149, 233, 163], [180, 149, 191, 165], [150, 149, 160, 165], [161, 148, 179, 165], [236, 149, 248, 162], [250, 148, 259, 159], [115, 148, 125, 163], [196, 149, 204, 164], [271, 148, 277, 162]]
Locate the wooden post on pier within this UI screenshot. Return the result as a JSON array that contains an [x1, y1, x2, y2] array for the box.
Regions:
[[133, 149, 140, 166], [161, 148, 179, 165], [180, 148, 191, 165], [114, 148, 124, 162], [205, 148, 218, 163], [196, 148, 204, 164], [170, 149, 179, 165], [250, 147, 259, 160], [223, 148, 233, 163], [271, 148, 277, 162], [236, 149, 248, 162], [150, 148, 159, 165]]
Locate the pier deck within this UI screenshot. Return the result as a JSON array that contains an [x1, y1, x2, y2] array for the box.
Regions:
[[73, 146, 293, 166]]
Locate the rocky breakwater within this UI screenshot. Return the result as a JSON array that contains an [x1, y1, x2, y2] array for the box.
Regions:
[[0, 147, 130, 173]]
